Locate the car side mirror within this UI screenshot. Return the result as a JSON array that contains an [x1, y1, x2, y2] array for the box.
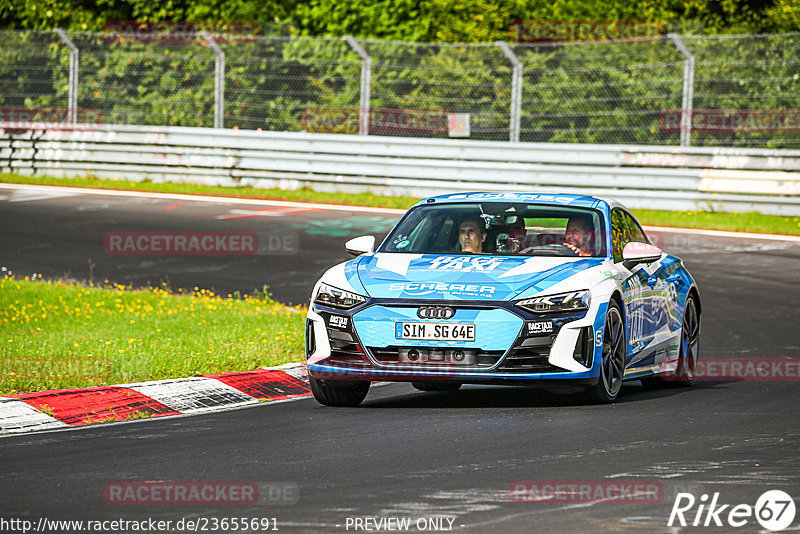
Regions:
[[345, 235, 376, 256], [622, 242, 663, 267]]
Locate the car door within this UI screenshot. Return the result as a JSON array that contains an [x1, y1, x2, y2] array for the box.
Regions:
[[612, 209, 664, 363], [622, 211, 673, 337], [620, 209, 674, 363]]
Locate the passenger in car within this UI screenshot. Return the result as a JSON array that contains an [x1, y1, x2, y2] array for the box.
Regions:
[[563, 216, 595, 257]]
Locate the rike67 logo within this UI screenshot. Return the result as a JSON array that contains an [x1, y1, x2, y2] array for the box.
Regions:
[[669, 490, 796, 531]]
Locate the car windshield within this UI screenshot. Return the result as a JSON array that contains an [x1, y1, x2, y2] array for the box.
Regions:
[[380, 202, 607, 257]]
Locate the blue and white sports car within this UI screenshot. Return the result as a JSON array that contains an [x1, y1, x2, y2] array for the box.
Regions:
[[305, 193, 700, 406]]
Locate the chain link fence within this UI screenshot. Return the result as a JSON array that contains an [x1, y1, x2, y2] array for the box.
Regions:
[[515, 38, 685, 145], [1, 29, 798, 147]]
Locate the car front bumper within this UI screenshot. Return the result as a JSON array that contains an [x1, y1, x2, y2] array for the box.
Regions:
[[306, 299, 607, 383]]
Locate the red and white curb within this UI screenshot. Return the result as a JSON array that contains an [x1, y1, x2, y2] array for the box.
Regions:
[[0, 363, 310, 435]]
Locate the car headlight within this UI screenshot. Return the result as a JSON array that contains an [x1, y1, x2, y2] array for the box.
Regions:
[[516, 290, 591, 314], [314, 282, 367, 309]]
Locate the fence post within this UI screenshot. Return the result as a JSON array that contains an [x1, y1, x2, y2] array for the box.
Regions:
[[200, 31, 225, 129], [495, 41, 523, 143], [54, 29, 79, 125], [344, 36, 371, 136], [668, 33, 695, 147]]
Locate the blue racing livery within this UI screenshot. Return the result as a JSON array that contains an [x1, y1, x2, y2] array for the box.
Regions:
[[354, 254, 604, 301], [305, 192, 701, 406]]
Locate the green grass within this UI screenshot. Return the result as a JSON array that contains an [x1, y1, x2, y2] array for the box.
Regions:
[[0, 276, 306, 395], [2, 172, 799, 235], [631, 209, 800, 236]]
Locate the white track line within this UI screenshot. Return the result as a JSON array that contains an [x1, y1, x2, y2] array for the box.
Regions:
[[0, 183, 406, 215], [642, 224, 800, 242], [2, 182, 798, 241]]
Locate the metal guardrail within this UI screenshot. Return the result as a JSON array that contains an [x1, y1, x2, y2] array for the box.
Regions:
[[2, 124, 800, 216]]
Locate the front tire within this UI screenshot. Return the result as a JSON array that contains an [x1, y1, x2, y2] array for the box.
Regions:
[[585, 302, 626, 404], [412, 381, 462, 392], [309, 378, 370, 407]]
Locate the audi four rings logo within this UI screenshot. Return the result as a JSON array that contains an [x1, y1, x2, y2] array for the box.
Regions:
[[417, 306, 456, 319]]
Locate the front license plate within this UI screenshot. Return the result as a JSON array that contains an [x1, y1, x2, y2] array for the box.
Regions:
[[395, 322, 475, 341]]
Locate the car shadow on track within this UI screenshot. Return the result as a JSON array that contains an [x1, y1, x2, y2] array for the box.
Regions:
[[360, 381, 725, 409]]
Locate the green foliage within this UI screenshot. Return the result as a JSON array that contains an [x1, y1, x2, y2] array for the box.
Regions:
[[75, 34, 217, 126], [2, 0, 798, 36], [223, 37, 361, 130], [0, 1, 797, 147]]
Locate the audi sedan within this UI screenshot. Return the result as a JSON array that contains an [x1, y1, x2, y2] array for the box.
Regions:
[[305, 192, 700, 406]]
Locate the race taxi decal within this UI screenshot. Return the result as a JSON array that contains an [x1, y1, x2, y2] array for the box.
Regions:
[[423, 256, 505, 273]]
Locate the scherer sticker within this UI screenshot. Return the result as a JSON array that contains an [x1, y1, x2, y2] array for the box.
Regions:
[[388, 282, 496, 297], [424, 256, 505, 273]]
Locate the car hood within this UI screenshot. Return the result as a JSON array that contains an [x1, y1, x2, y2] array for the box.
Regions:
[[355, 253, 604, 301]]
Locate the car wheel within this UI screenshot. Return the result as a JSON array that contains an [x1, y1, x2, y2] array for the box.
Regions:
[[585, 302, 625, 404], [412, 381, 462, 392], [309, 378, 370, 407]]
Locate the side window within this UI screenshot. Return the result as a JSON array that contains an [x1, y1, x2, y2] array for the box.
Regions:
[[622, 211, 648, 244], [611, 209, 631, 262]]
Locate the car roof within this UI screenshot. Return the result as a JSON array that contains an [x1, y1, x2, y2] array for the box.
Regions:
[[414, 192, 622, 211]]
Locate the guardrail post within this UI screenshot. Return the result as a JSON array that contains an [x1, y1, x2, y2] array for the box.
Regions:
[[344, 36, 371, 136], [54, 29, 79, 125], [200, 31, 226, 129], [496, 41, 523, 143], [668, 33, 695, 147]]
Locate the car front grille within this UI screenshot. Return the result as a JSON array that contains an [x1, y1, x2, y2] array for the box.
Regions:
[[368, 346, 504, 368], [326, 329, 371, 369], [498, 335, 561, 373]]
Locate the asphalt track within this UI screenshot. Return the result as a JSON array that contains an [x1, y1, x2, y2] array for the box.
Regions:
[[1, 184, 799, 533], [0, 184, 402, 305]]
